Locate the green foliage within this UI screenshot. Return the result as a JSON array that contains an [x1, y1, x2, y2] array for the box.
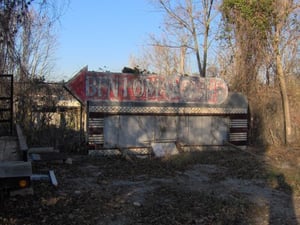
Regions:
[[221, 0, 274, 32]]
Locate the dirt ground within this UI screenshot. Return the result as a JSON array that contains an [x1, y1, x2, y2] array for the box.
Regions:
[[1, 146, 300, 225]]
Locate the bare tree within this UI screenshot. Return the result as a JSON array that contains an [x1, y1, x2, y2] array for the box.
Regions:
[[150, 0, 219, 77], [0, 0, 31, 74], [271, 0, 299, 144], [129, 36, 184, 76], [0, 0, 68, 131], [221, 0, 300, 145], [0, 0, 68, 78], [15, 7, 61, 126], [18, 9, 58, 80]]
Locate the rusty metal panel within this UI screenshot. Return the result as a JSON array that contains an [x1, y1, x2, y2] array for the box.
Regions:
[[187, 117, 212, 145], [178, 116, 229, 145], [154, 116, 177, 141], [118, 116, 155, 147], [103, 116, 119, 148], [101, 115, 231, 149], [100, 115, 236, 150], [211, 117, 230, 145], [104, 116, 156, 148]]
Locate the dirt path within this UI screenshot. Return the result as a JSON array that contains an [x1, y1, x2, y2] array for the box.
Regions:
[[1, 150, 300, 225]]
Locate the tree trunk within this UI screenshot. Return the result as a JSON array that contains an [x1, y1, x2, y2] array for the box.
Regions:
[[192, 26, 203, 76], [203, 23, 209, 77], [186, 0, 203, 76], [180, 46, 186, 75], [274, 29, 292, 145]]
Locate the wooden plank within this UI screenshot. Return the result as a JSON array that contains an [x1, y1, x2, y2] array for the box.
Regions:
[[29, 152, 68, 161], [0, 136, 19, 161], [28, 147, 58, 154], [0, 161, 32, 178], [49, 170, 58, 186], [31, 171, 58, 187], [16, 124, 28, 152]]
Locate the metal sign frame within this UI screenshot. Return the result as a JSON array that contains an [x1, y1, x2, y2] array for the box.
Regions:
[[64, 67, 229, 106], [0, 74, 13, 136]]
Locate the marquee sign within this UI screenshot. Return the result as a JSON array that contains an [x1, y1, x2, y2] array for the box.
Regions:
[[65, 66, 228, 105]]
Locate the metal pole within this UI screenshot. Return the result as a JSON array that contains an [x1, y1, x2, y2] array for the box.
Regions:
[[10, 75, 13, 136]]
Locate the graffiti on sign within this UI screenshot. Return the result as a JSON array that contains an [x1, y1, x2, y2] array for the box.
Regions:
[[65, 67, 228, 105]]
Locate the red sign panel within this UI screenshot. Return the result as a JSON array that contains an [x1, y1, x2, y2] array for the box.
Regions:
[[65, 67, 228, 105]]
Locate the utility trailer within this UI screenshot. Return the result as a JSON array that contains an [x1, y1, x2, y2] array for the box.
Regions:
[[0, 161, 57, 197], [0, 125, 58, 197], [0, 161, 32, 196], [0, 131, 33, 197], [0, 75, 58, 197]]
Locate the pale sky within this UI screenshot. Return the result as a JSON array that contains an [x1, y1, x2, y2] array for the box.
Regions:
[[54, 0, 163, 81]]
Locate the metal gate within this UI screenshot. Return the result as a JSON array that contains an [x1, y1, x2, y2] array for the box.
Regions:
[[0, 75, 13, 136]]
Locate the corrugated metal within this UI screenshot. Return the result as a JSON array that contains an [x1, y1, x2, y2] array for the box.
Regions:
[[230, 119, 248, 128], [88, 116, 104, 148], [89, 118, 104, 127], [229, 115, 248, 148], [229, 132, 248, 141], [88, 134, 104, 144]]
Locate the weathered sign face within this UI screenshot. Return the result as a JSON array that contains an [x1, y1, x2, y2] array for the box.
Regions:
[[65, 67, 228, 105]]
